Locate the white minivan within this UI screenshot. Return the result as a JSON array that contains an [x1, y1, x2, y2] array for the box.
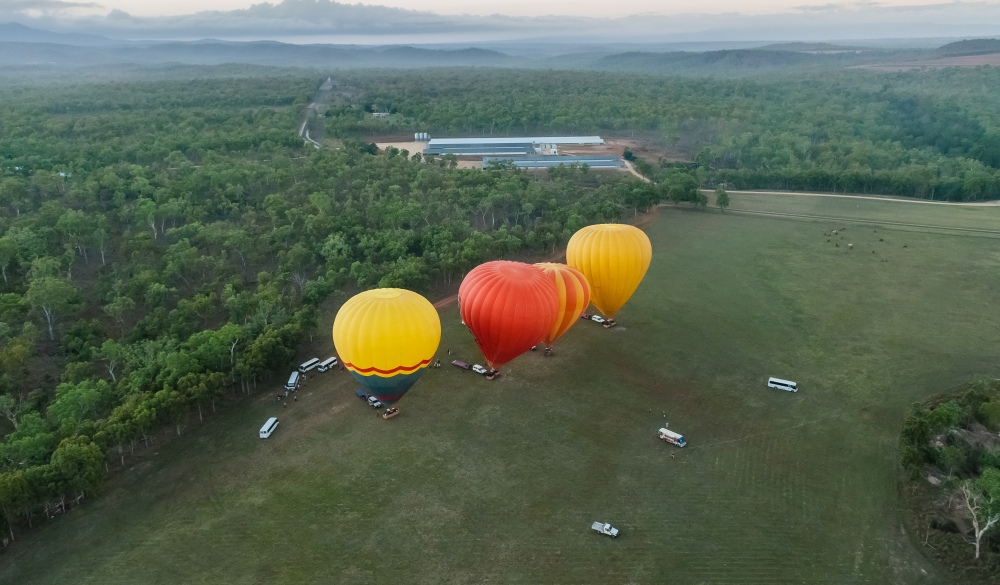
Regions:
[[259, 417, 279, 438], [317, 357, 339, 372], [767, 377, 798, 392], [285, 371, 300, 391], [299, 358, 321, 373]]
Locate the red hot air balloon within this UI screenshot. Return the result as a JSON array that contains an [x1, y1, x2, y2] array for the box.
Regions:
[[459, 261, 559, 376]]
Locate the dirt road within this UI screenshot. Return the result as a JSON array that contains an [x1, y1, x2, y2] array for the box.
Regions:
[[710, 189, 1000, 207]]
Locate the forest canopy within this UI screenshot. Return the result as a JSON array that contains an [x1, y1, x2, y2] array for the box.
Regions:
[[0, 75, 660, 542], [322, 67, 1000, 201]]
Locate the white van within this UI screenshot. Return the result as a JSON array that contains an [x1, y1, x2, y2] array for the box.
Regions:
[[767, 377, 798, 392], [317, 357, 339, 372], [285, 371, 300, 391], [299, 358, 321, 373], [259, 417, 279, 439]]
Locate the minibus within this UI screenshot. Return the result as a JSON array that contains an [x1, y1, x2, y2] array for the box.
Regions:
[[259, 417, 279, 439], [767, 377, 798, 392], [299, 358, 321, 373]]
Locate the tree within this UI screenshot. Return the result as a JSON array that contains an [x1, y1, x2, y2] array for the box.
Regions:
[[0, 236, 16, 285], [956, 467, 1000, 560], [50, 437, 105, 496], [104, 294, 135, 337], [715, 186, 730, 211], [25, 276, 79, 340], [0, 395, 22, 430]]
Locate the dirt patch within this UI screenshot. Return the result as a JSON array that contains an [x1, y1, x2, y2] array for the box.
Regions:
[[855, 53, 1000, 71], [605, 137, 694, 164], [375, 141, 426, 154]]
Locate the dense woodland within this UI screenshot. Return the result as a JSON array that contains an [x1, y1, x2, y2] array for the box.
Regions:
[[0, 75, 661, 544], [323, 68, 1000, 200], [901, 381, 1000, 582]]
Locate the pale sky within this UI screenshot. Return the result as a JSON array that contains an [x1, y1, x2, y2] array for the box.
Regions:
[[60, 0, 981, 18]]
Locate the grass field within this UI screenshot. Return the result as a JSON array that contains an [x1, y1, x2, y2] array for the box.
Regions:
[[4, 194, 1000, 584]]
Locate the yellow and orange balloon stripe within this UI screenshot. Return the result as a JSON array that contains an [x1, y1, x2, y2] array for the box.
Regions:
[[535, 263, 591, 347]]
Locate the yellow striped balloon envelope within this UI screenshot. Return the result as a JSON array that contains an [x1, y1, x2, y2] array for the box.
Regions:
[[332, 288, 441, 405], [566, 224, 652, 320], [534, 263, 591, 348]]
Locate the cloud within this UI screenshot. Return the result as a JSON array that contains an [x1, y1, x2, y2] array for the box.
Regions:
[[4, 0, 1000, 43], [2, 0, 101, 10]]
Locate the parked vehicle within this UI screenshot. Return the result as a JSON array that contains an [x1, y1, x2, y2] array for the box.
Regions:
[[472, 364, 488, 375], [355, 389, 368, 400], [285, 371, 300, 391], [451, 360, 471, 370], [591, 522, 619, 538], [590, 315, 606, 324], [580, 313, 592, 320], [298, 358, 321, 373], [367, 396, 383, 409], [657, 427, 687, 447], [259, 417, 279, 439], [317, 357, 339, 372], [767, 377, 798, 392]]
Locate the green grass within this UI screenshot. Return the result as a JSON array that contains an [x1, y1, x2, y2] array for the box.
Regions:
[[5, 195, 1000, 584]]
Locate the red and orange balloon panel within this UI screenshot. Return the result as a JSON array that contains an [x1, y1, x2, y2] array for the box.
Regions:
[[458, 261, 558, 371]]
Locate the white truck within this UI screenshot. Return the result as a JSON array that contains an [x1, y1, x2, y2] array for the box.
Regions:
[[591, 522, 619, 538]]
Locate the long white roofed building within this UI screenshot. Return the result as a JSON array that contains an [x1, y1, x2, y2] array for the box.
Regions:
[[423, 136, 605, 156]]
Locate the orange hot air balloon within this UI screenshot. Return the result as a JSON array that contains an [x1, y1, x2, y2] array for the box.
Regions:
[[459, 261, 559, 373], [566, 224, 652, 324], [534, 263, 591, 352]]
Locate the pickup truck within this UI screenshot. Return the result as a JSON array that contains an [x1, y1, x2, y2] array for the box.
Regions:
[[591, 522, 619, 538], [472, 364, 488, 375], [355, 390, 383, 409]]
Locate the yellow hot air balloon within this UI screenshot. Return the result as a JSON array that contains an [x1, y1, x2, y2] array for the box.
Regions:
[[534, 263, 591, 353], [566, 224, 651, 324], [332, 289, 441, 405]]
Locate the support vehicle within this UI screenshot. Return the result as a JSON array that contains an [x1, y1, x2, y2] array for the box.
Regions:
[[298, 358, 321, 373], [657, 427, 687, 447], [767, 377, 798, 392], [591, 522, 619, 538], [259, 417, 279, 439], [472, 364, 488, 375], [317, 357, 338, 372]]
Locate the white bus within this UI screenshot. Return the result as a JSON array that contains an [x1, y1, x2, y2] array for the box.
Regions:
[[259, 417, 279, 439], [317, 357, 339, 372], [299, 358, 321, 373], [285, 371, 300, 391], [657, 428, 687, 448], [767, 377, 798, 392]]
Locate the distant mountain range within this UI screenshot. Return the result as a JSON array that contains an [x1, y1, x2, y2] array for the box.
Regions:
[[5, 0, 1000, 44], [0, 23, 997, 77], [0, 23, 124, 47]]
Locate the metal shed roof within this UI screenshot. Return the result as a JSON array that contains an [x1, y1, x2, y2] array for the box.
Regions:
[[427, 136, 604, 146], [483, 155, 625, 170]]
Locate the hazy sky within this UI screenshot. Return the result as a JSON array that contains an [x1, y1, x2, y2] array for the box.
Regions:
[[44, 0, 987, 18]]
